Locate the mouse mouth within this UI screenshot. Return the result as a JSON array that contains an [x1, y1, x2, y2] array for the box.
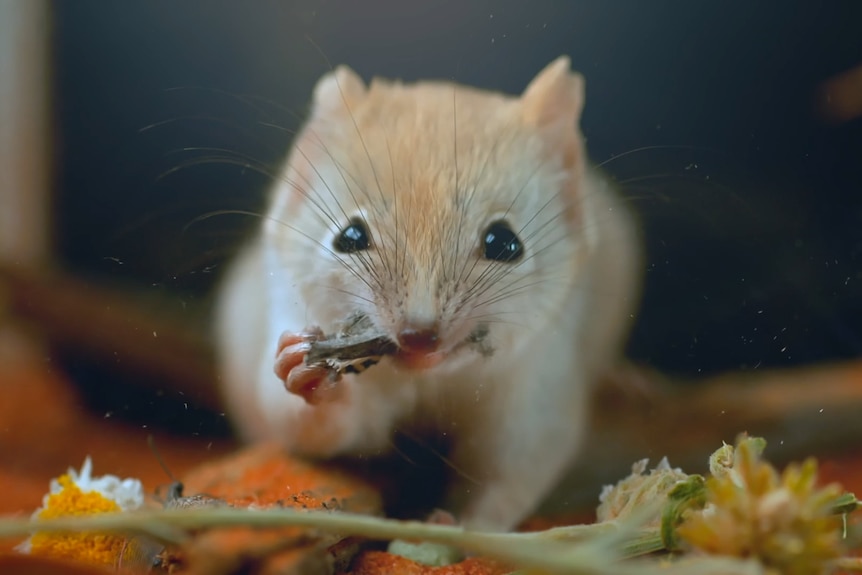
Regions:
[[391, 349, 448, 371], [390, 324, 491, 372]]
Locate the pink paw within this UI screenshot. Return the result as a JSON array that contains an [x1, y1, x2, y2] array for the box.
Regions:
[[274, 329, 337, 405], [425, 508, 459, 526]]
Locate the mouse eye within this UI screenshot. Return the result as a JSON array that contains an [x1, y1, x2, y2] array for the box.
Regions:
[[334, 219, 371, 253], [482, 220, 523, 263]]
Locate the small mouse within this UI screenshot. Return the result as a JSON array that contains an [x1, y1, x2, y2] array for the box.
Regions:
[[214, 56, 642, 532]]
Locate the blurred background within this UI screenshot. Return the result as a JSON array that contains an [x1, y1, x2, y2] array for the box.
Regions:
[[37, 1, 862, 434]]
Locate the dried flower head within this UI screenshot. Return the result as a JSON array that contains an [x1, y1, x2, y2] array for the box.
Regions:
[[677, 436, 845, 575], [16, 457, 144, 567], [597, 456, 691, 528]]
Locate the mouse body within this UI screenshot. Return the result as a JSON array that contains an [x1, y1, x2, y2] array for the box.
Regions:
[[214, 56, 641, 531]]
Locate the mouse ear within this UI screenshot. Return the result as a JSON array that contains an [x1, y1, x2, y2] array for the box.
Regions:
[[520, 56, 585, 131], [311, 65, 367, 117]]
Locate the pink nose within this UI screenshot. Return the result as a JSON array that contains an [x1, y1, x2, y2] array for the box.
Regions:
[[397, 325, 440, 353]]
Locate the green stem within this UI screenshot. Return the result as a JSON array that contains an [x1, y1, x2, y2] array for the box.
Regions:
[[0, 507, 662, 575]]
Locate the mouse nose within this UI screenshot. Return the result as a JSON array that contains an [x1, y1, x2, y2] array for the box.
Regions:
[[397, 324, 440, 353]]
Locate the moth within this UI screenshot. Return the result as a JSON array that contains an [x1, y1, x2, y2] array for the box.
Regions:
[[303, 314, 397, 382]]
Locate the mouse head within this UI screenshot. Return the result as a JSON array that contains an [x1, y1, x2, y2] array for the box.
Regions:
[[266, 56, 597, 372]]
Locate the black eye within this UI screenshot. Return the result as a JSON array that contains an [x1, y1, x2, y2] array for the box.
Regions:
[[334, 219, 371, 253], [482, 220, 523, 262]]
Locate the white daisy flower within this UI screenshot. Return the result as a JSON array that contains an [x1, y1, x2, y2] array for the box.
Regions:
[[16, 456, 145, 567]]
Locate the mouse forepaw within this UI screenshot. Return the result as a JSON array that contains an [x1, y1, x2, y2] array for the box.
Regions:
[[425, 508, 459, 526], [386, 509, 465, 566], [274, 329, 334, 405], [274, 331, 313, 379]]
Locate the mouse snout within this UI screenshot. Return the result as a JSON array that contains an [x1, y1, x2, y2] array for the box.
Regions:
[[396, 324, 440, 353]]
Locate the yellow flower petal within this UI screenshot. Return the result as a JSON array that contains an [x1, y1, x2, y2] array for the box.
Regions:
[[677, 436, 845, 575], [17, 458, 145, 568]]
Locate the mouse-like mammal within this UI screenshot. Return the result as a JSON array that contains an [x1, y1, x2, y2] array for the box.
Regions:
[[214, 56, 641, 531]]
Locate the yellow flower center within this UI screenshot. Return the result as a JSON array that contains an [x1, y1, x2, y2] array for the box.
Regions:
[[28, 473, 129, 567]]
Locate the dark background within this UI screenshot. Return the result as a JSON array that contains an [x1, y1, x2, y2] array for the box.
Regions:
[[50, 1, 862, 432]]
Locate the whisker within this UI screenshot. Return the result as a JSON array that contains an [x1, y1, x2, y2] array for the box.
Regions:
[[155, 154, 276, 183], [309, 43, 395, 282], [459, 161, 549, 290], [615, 172, 718, 187], [159, 85, 290, 121], [477, 276, 569, 309], [139, 115, 252, 134], [469, 190, 559, 296], [182, 208, 264, 234], [595, 144, 723, 169], [454, 139, 506, 287], [142, 86, 301, 158], [294, 37, 394, 286], [394, 428, 482, 487], [383, 127, 399, 283], [446, 83, 459, 285], [463, 314, 530, 332], [288, 133, 390, 288], [470, 220, 568, 303], [472, 253, 565, 309], [384, 437, 417, 467], [321, 286, 375, 306], [203, 209, 378, 294], [257, 121, 296, 133]]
